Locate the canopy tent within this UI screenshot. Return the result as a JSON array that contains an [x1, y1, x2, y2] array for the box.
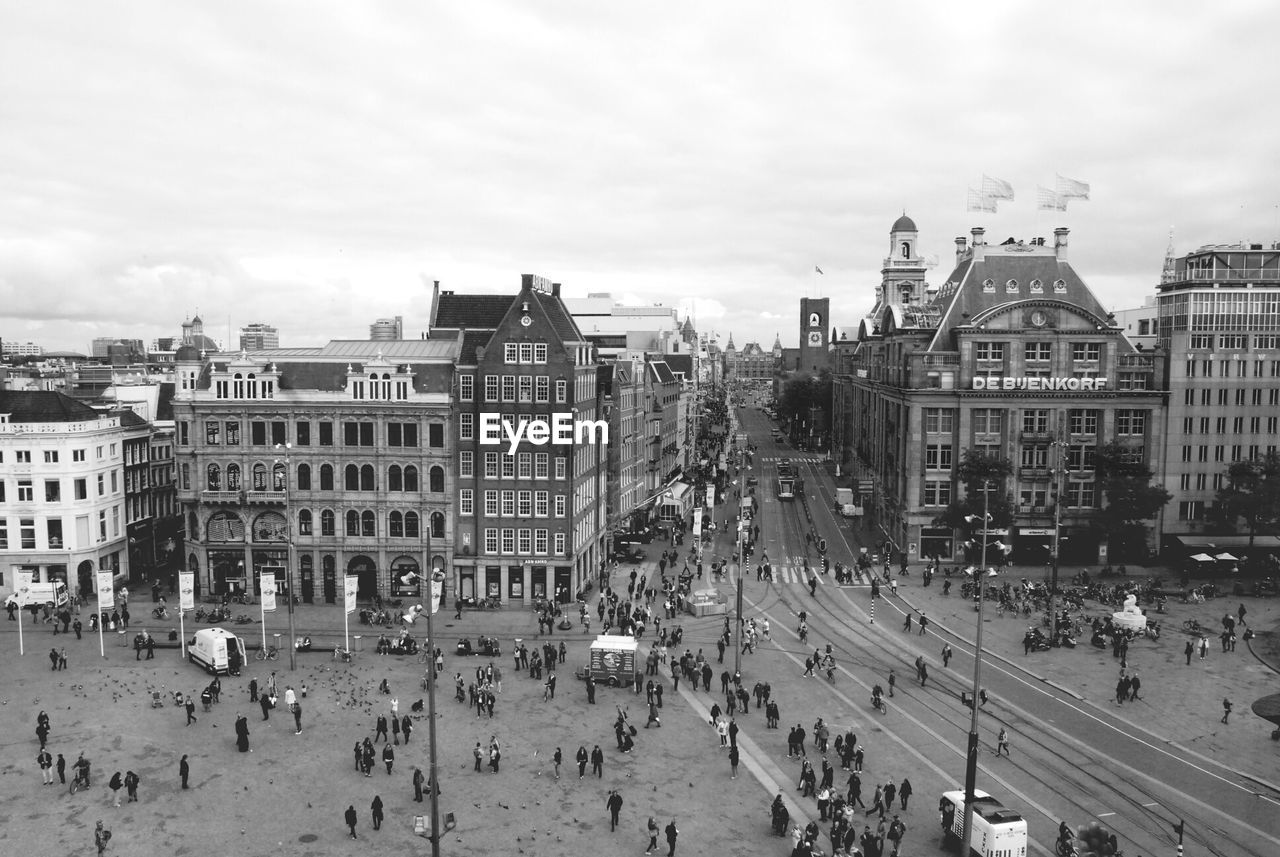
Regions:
[[1215, 552, 1239, 562], [1189, 553, 1216, 563]]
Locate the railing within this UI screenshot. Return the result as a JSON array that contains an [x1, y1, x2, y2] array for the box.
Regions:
[[201, 490, 242, 503], [246, 490, 286, 504], [1116, 355, 1155, 368], [920, 354, 960, 366], [1167, 267, 1280, 283], [1018, 468, 1050, 479]]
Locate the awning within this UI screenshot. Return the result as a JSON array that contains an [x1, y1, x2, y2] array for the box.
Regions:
[[1189, 553, 1216, 562], [1215, 552, 1239, 562]]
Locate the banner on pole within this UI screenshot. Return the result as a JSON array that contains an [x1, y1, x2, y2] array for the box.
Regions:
[[344, 575, 359, 614], [96, 571, 115, 611], [260, 571, 277, 613], [692, 507, 703, 539], [431, 578, 444, 615], [15, 570, 34, 605], [178, 572, 195, 611]]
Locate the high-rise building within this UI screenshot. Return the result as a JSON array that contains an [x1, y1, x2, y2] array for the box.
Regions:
[[239, 323, 280, 351], [1, 341, 44, 358], [1156, 239, 1280, 546], [369, 316, 404, 341]]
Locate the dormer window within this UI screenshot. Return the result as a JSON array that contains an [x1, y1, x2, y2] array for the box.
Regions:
[[1030, 278, 1043, 293], [982, 278, 995, 293], [1006, 279, 1019, 293], [1054, 279, 1067, 293]]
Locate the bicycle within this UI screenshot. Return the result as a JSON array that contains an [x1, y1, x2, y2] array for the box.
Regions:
[[417, 647, 432, 665], [1182, 619, 1202, 634], [255, 645, 279, 661], [333, 647, 354, 663], [871, 694, 886, 714], [69, 770, 90, 795]]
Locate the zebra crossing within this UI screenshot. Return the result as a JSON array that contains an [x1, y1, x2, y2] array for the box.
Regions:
[[722, 564, 869, 586], [759, 455, 822, 463]]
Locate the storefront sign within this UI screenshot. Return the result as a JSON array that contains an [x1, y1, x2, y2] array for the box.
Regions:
[[972, 377, 1108, 391], [1020, 528, 1055, 536]]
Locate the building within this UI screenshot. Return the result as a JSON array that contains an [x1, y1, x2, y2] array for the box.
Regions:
[[173, 339, 457, 603], [2, 341, 44, 359], [842, 219, 1166, 565], [0, 391, 131, 599], [429, 275, 608, 606], [1156, 239, 1280, 545], [724, 334, 780, 382], [369, 316, 404, 341], [239, 323, 280, 351], [600, 358, 646, 541], [798, 297, 832, 373]]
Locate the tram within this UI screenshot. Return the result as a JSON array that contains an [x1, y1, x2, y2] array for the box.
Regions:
[[774, 463, 802, 501]]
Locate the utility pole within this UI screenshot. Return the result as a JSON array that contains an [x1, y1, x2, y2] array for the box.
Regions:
[[962, 482, 997, 857], [1048, 429, 1068, 642], [276, 443, 298, 670]]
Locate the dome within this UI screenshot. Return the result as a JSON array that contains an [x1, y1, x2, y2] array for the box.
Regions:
[[175, 344, 202, 362], [891, 213, 917, 233]]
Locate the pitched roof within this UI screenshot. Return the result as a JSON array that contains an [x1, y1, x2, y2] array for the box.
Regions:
[[664, 353, 693, 378], [529, 289, 585, 343], [0, 390, 103, 422], [433, 294, 513, 329]]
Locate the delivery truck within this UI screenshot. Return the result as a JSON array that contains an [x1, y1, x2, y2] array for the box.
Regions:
[[575, 635, 640, 687], [188, 627, 247, 676], [836, 487, 860, 517]]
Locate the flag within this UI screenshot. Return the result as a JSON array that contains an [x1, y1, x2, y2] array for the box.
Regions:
[[981, 174, 1015, 201], [814, 266, 824, 275], [1037, 186, 1067, 211], [1056, 174, 1090, 200], [344, 575, 358, 614], [260, 571, 277, 612], [966, 188, 997, 213], [178, 572, 195, 611]]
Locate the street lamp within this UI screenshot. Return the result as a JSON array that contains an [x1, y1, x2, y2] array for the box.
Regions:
[[961, 483, 1004, 857], [274, 443, 298, 671], [401, 567, 447, 857], [1048, 433, 1070, 640]]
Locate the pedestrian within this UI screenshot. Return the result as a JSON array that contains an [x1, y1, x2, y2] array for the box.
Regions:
[[413, 767, 425, 802], [473, 742, 483, 772], [888, 669, 896, 697], [124, 770, 139, 802], [375, 714, 388, 742], [902, 613, 912, 633], [488, 743, 500, 773], [382, 743, 395, 775], [888, 814, 907, 854], [665, 818, 679, 856], [59, 647, 68, 670], [38, 749, 54, 785], [249, 677, 258, 702], [553, 747, 562, 779], [56, 752, 66, 785], [591, 744, 604, 777], [941, 643, 952, 669], [607, 789, 624, 831], [995, 727, 1010, 756], [49, 647, 59, 671], [1184, 640, 1194, 665], [899, 777, 912, 809], [94, 820, 112, 856], [1199, 635, 1209, 660], [1129, 673, 1141, 701], [728, 717, 738, 749], [645, 816, 660, 853], [390, 713, 400, 744], [918, 613, 929, 635], [402, 715, 412, 744], [1221, 698, 1232, 724], [344, 804, 358, 839], [292, 699, 303, 734], [109, 770, 124, 806], [1238, 603, 1247, 625], [235, 714, 250, 752], [371, 795, 384, 831], [259, 693, 271, 721], [73, 618, 82, 639], [576, 745, 589, 778], [919, 661, 928, 687], [729, 745, 740, 778], [179, 755, 189, 789], [866, 784, 884, 817]]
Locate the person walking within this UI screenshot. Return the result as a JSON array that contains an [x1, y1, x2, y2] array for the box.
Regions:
[[576, 745, 589, 778], [401, 715, 412, 744], [344, 804, 358, 839], [38, 749, 54, 785], [995, 728, 1010, 756], [941, 643, 953, 669], [382, 743, 395, 775], [606, 789, 624, 831], [56, 753, 66, 785], [1221, 698, 1233, 723], [473, 742, 484, 772], [887, 669, 896, 698], [235, 714, 250, 753], [645, 816, 660, 853], [1198, 635, 1209, 660], [887, 814, 907, 855], [898, 777, 912, 810], [1184, 639, 1194, 665], [292, 699, 303, 734], [665, 819, 679, 856], [94, 820, 112, 856], [371, 795, 384, 831], [552, 747, 562, 779], [179, 755, 190, 789], [412, 767, 425, 802], [729, 745, 740, 779], [918, 661, 928, 687], [591, 744, 604, 777], [375, 715, 388, 743], [109, 770, 124, 807], [124, 771, 139, 802], [259, 693, 271, 722]]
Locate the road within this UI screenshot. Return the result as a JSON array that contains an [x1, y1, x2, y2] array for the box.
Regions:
[[717, 403, 1280, 857]]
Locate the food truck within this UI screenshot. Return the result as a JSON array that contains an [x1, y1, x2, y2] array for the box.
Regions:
[[575, 634, 640, 687]]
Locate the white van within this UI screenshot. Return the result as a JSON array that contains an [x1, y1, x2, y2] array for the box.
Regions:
[[939, 789, 1028, 857], [9, 580, 70, 610], [189, 627, 246, 676]]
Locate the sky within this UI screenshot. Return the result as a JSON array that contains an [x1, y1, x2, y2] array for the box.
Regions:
[[3, 1, 1279, 355]]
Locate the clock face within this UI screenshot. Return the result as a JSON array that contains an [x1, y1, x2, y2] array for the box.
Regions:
[[1030, 310, 1048, 327], [520, 315, 532, 327], [808, 332, 823, 345]]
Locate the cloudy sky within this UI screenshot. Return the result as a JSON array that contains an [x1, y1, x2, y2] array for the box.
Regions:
[[3, 1, 1278, 354]]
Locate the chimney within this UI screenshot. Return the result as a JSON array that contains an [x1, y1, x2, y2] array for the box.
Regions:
[[1053, 227, 1070, 260], [955, 236, 967, 260], [552, 282, 561, 297], [970, 227, 986, 262]]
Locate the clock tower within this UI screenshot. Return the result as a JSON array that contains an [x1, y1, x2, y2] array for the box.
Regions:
[[798, 297, 830, 373]]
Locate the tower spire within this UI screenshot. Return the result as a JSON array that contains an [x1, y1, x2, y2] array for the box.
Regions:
[[1161, 227, 1177, 284]]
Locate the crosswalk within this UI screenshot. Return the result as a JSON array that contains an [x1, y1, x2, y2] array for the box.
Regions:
[[759, 456, 822, 463], [721, 564, 870, 586]]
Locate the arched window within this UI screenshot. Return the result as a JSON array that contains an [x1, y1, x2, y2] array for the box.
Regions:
[[403, 465, 419, 492], [207, 464, 221, 491], [273, 462, 286, 490], [429, 465, 445, 493], [320, 464, 334, 491], [298, 509, 313, 535], [188, 512, 199, 540], [344, 464, 360, 491], [321, 509, 335, 536], [253, 511, 287, 542], [297, 463, 311, 490], [345, 510, 359, 536], [901, 241, 910, 258], [252, 462, 267, 490], [389, 511, 404, 538], [405, 511, 420, 538], [361, 510, 376, 537], [360, 464, 375, 491], [206, 511, 245, 541], [388, 465, 403, 492], [430, 511, 446, 539]]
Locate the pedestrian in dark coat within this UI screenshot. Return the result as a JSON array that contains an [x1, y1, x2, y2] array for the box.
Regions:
[[576, 745, 589, 778], [729, 746, 740, 778], [344, 805, 358, 838], [607, 790, 624, 831], [259, 694, 271, 721], [235, 714, 250, 752], [899, 777, 912, 809], [179, 755, 190, 789], [401, 715, 413, 743], [591, 744, 604, 777], [248, 678, 258, 702], [413, 767, 425, 802], [185, 698, 197, 726], [56, 753, 66, 784], [109, 771, 124, 806], [371, 795, 384, 830], [665, 819, 679, 856], [124, 770, 140, 802]]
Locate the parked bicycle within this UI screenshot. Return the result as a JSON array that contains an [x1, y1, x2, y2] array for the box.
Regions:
[[255, 645, 279, 661], [333, 647, 354, 663]]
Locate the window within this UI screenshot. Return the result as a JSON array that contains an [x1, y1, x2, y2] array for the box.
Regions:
[[1019, 486, 1048, 508], [297, 464, 311, 490], [1117, 372, 1148, 391], [319, 509, 335, 536], [500, 490, 516, 517], [1233, 416, 1245, 434], [73, 449, 86, 462], [554, 532, 566, 555], [555, 379, 567, 403], [484, 529, 499, 554], [923, 480, 951, 506], [484, 491, 499, 516], [45, 480, 60, 502], [460, 489, 475, 516], [17, 479, 34, 502], [270, 421, 286, 446], [459, 451, 474, 478], [535, 376, 549, 403], [43, 450, 58, 463], [535, 491, 549, 517], [975, 342, 1005, 362], [924, 408, 955, 433], [246, 421, 264, 445], [501, 528, 515, 554], [485, 375, 499, 402], [501, 455, 515, 479], [389, 511, 404, 538], [498, 375, 514, 402], [345, 464, 360, 491], [298, 509, 313, 535], [20, 518, 36, 549], [1021, 409, 1049, 434], [1255, 335, 1280, 350], [460, 374, 474, 402], [554, 494, 567, 517], [515, 342, 531, 364], [318, 422, 334, 446], [924, 444, 953, 471], [1066, 444, 1096, 471], [518, 490, 532, 517], [1024, 342, 1051, 363], [97, 474, 105, 496], [429, 466, 444, 493], [0, 520, 5, 549], [319, 464, 334, 491], [388, 423, 419, 447], [295, 421, 310, 446], [405, 511, 420, 538], [1179, 473, 1191, 491], [1066, 481, 1096, 508], [504, 343, 518, 364], [554, 457, 567, 480], [1068, 409, 1099, 435], [343, 422, 374, 446], [518, 529, 532, 554], [206, 421, 220, 445], [1020, 446, 1048, 468], [535, 529, 549, 555], [1220, 334, 1247, 349], [428, 424, 444, 448], [518, 375, 533, 403], [1178, 500, 1205, 521], [484, 452, 499, 479], [459, 413, 474, 441], [972, 409, 1003, 435], [1071, 343, 1101, 362], [1190, 334, 1214, 350], [361, 510, 375, 537], [517, 453, 532, 479], [1116, 410, 1146, 436], [535, 453, 549, 479], [75, 479, 87, 500], [534, 343, 548, 363]]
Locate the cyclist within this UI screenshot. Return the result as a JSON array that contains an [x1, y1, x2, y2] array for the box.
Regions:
[[871, 684, 885, 712], [1056, 821, 1075, 855], [798, 622, 808, 644], [73, 753, 91, 789]]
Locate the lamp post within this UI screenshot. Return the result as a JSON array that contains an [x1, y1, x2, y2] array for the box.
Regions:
[[1048, 432, 1069, 640], [961, 482, 1001, 857], [403, 567, 446, 857], [274, 443, 298, 671]]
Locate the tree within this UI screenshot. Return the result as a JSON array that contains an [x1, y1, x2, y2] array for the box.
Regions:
[[934, 450, 1015, 531], [1210, 451, 1280, 546], [775, 370, 832, 440], [1093, 442, 1172, 562]]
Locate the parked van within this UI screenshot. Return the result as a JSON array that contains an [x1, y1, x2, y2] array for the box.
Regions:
[[5, 580, 70, 612], [188, 627, 246, 676]]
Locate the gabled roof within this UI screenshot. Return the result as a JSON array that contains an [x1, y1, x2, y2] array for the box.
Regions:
[[648, 360, 676, 385], [529, 288, 585, 343], [664, 353, 693, 378], [0, 390, 103, 422], [433, 294, 512, 329]]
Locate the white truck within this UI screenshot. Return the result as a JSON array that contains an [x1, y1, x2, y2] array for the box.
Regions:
[[836, 487, 860, 518], [939, 789, 1028, 857], [7, 579, 71, 610]]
